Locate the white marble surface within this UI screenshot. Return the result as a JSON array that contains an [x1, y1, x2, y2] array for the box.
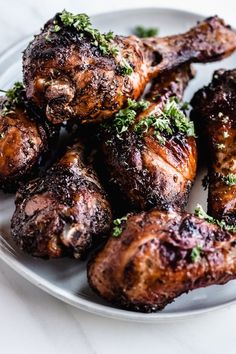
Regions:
[[1, 0, 236, 353]]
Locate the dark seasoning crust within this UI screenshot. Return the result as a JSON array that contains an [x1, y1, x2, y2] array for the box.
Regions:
[[23, 13, 146, 124], [23, 15, 236, 124], [11, 143, 112, 259], [100, 65, 197, 211]]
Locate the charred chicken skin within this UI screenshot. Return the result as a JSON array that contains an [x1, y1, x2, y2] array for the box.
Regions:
[[23, 12, 236, 124], [88, 209, 236, 313], [191, 69, 236, 227], [11, 142, 112, 259], [100, 65, 197, 211], [0, 85, 56, 192]]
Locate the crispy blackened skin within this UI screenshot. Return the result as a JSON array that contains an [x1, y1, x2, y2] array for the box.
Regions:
[[23, 15, 236, 124], [88, 209, 236, 313], [0, 94, 57, 193], [191, 69, 236, 226], [101, 65, 197, 211], [11, 142, 112, 259]]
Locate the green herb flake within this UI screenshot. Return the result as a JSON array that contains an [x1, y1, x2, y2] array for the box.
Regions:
[[190, 246, 202, 263], [181, 101, 190, 110], [60, 11, 90, 29], [104, 98, 149, 139], [134, 25, 159, 38], [4, 82, 24, 104], [45, 33, 52, 42], [53, 24, 61, 32], [224, 173, 236, 186], [0, 82, 24, 116], [52, 10, 135, 75], [194, 204, 236, 233], [112, 216, 127, 237], [53, 10, 118, 57], [120, 59, 133, 76], [134, 97, 195, 144], [194, 204, 214, 223]]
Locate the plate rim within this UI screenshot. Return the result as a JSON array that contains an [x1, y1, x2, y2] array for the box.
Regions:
[[2, 247, 236, 323], [1, 6, 235, 323]]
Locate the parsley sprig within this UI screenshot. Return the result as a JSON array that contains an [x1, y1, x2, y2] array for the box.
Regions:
[[104, 98, 149, 139], [47, 10, 133, 75], [55, 10, 118, 56], [120, 59, 133, 76], [134, 25, 159, 38], [224, 173, 236, 186], [112, 216, 127, 237], [190, 246, 202, 263], [134, 97, 195, 145], [194, 204, 236, 233], [0, 82, 24, 116]]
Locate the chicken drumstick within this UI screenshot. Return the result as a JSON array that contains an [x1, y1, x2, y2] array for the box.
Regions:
[[23, 12, 236, 124]]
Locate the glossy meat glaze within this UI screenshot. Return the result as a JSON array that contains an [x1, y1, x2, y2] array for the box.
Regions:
[[101, 65, 197, 211], [191, 69, 236, 226], [88, 209, 236, 312], [23, 15, 236, 124]]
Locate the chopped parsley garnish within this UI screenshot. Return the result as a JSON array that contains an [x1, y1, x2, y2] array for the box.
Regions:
[[104, 98, 149, 139], [120, 59, 133, 76], [135, 113, 172, 145], [190, 246, 202, 263], [194, 204, 236, 233], [46, 10, 133, 76], [181, 101, 190, 110], [53, 23, 61, 33], [112, 216, 127, 237], [134, 97, 195, 145], [54, 10, 118, 56], [224, 173, 236, 186], [202, 173, 236, 189], [45, 33, 52, 42], [134, 25, 159, 38], [0, 82, 24, 116]]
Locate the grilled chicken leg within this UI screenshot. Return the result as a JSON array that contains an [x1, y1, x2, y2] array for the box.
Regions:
[[191, 69, 236, 227], [11, 142, 112, 258], [100, 65, 197, 211], [88, 209, 236, 312], [0, 85, 56, 192], [23, 13, 236, 124]]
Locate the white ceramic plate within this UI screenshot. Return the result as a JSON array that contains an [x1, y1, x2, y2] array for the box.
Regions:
[[1, 8, 236, 323]]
